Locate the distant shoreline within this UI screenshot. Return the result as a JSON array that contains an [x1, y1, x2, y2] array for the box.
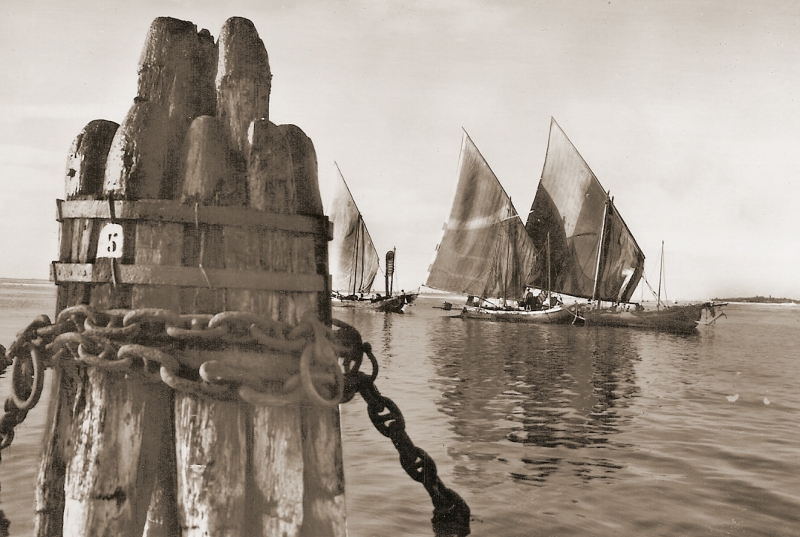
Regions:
[[0, 277, 52, 286], [713, 296, 798, 304]]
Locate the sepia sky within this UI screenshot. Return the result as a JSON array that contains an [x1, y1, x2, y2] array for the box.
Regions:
[[1, 0, 799, 300]]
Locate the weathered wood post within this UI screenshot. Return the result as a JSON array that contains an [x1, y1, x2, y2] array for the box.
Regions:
[[35, 119, 119, 536], [38, 16, 344, 537]]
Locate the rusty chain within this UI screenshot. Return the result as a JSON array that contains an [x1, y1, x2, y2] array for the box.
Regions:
[[0, 305, 344, 456], [0, 307, 471, 535], [332, 318, 471, 536]]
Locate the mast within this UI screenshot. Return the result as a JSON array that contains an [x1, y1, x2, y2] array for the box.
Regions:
[[354, 216, 359, 295], [657, 240, 664, 310], [503, 202, 511, 306], [591, 194, 610, 309], [546, 231, 551, 299]]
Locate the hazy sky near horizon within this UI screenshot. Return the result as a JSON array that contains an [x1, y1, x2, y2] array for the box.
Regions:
[[1, 0, 798, 300]]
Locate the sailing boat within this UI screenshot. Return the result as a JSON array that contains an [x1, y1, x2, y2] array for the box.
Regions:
[[328, 163, 412, 313], [425, 130, 575, 323], [588, 240, 727, 332], [525, 118, 723, 333]]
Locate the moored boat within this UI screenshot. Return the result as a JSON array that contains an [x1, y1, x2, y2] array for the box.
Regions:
[[328, 163, 412, 313], [581, 301, 725, 334], [525, 118, 724, 333], [425, 130, 576, 323]]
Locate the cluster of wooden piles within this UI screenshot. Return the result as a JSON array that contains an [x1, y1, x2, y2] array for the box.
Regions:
[[38, 16, 344, 537]]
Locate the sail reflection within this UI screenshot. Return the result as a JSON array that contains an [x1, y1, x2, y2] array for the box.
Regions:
[[428, 317, 641, 483]]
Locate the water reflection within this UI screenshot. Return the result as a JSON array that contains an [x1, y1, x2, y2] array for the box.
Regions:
[[428, 318, 641, 484]]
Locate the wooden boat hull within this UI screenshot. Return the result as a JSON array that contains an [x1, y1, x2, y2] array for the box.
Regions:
[[373, 295, 407, 313], [582, 303, 719, 334], [331, 294, 407, 313], [460, 304, 576, 324]]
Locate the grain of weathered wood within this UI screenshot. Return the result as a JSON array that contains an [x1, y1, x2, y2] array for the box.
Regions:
[[44, 15, 343, 537], [173, 18, 286, 535], [278, 123, 332, 325], [137, 17, 217, 120], [300, 408, 347, 537], [174, 395, 248, 536], [216, 17, 271, 160], [63, 20, 209, 533], [279, 123, 345, 537], [131, 221, 181, 537], [278, 124, 323, 217], [252, 407, 305, 536], [243, 120, 303, 536], [172, 83, 249, 537], [180, 116, 229, 204], [62, 369, 172, 536], [65, 120, 120, 200], [131, 19, 224, 535], [173, 224, 249, 537], [62, 186, 178, 536], [104, 101, 170, 200], [137, 16, 218, 200], [248, 119, 296, 214], [35, 120, 118, 537]]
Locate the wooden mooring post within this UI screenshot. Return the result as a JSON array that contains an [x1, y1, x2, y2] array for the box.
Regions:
[[35, 16, 344, 537]]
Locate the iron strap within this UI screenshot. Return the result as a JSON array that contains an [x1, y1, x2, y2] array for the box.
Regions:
[[56, 199, 334, 240], [51, 262, 327, 292]]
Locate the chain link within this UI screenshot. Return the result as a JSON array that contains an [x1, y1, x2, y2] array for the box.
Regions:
[[0, 306, 346, 456], [0, 308, 470, 535], [331, 318, 471, 536]]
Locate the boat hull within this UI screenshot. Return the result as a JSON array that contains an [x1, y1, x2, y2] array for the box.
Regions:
[[460, 305, 576, 324], [331, 294, 407, 313], [582, 303, 717, 334]]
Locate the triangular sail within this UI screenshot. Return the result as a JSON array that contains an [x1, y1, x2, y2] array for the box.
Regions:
[[426, 132, 537, 300], [328, 164, 381, 295], [525, 118, 644, 303], [596, 201, 645, 302]]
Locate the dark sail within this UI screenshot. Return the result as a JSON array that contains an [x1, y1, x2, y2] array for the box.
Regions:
[[426, 132, 537, 300], [328, 164, 380, 294], [525, 118, 644, 303], [597, 201, 645, 302]]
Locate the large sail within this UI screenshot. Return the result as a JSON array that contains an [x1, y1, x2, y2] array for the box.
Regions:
[[597, 201, 645, 302], [525, 118, 644, 303], [426, 132, 537, 300], [328, 164, 381, 295]]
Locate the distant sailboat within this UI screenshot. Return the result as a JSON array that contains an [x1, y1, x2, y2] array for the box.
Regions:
[[328, 163, 413, 313], [525, 118, 723, 333], [425, 130, 575, 323]]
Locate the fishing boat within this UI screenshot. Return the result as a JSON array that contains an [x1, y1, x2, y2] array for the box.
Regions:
[[425, 130, 575, 323], [582, 241, 726, 333], [328, 163, 413, 314], [525, 118, 722, 333]]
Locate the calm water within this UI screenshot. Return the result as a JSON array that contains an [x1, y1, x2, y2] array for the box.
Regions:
[[1, 282, 799, 536]]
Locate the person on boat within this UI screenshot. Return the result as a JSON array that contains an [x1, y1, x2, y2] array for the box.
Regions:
[[523, 289, 541, 311], [537, 291, 549, 310]]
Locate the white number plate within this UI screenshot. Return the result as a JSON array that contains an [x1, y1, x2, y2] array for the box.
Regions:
[[96, 223, 124, 259]]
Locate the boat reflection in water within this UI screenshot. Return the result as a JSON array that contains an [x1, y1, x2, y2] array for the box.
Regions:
[[428, 316, 641, 486]]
